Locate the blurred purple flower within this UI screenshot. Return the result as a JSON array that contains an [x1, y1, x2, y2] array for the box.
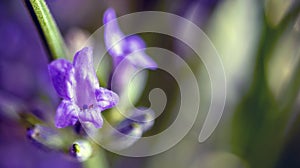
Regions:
[[0, 1, 59, 123], [0, 1, 79, 167], [116, 108, 154, 134], [99, 108, 155, 150], [48, 47, 119, 128], [0, 1, 55, 101], [0, 121, 81, 168], [103, 8, 157, 69]]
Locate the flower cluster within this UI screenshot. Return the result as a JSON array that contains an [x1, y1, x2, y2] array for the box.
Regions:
[[42, 8, 157, 159]]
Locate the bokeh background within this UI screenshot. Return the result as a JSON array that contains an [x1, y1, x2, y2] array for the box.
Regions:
[[1, 0, 300, 168]]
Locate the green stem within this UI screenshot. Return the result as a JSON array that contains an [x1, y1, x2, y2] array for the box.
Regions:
[[83, 147, 109, 168], [24, 0, 68, 60]]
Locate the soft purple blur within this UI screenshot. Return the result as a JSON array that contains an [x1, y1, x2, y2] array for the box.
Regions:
[[0, 1, 80, 167], [0, 120, 81, 168], [103, 8, 157, 70], [0, 1, 56, 102]]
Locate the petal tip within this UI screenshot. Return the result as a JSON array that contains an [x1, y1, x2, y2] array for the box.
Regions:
[[96, 88, 119, 110], [76, 47, 92, 57], [103, 8, 117, 24], [110, 90, 120, 106]]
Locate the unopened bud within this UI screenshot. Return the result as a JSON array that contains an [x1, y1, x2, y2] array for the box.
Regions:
[[27, 125, 63, 151], [70, 140, 93, 162]]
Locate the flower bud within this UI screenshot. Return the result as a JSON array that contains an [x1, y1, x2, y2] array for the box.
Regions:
[[70, 140, 93, 162], [103, 120, 143, 151], [27, 125, 63, 151], [127, 108, 155, 132], [98, 108, 155, 151]]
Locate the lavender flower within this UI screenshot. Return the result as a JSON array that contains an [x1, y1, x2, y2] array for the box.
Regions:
[[48, 47, 119, 128], [103, 8, 157, 69]]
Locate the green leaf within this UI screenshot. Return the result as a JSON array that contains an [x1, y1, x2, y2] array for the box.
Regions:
[[24, 0, 68, 59]]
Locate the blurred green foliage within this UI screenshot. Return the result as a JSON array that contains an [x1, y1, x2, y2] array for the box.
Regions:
[[231, 1, 300, 168]]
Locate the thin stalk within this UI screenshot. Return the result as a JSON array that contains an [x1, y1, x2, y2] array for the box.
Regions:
[[24, 0, 68, 60]]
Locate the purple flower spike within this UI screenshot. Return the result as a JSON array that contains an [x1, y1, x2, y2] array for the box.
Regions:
[[103, 8, 157, 69], [48, 47, 119, 128]]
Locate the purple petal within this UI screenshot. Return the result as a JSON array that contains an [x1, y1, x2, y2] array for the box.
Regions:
[[103, 8, 117, 25], [126, 51, 158, 70], [95, 87, 119, 110], [55, 100, 79, 128], [125, 36, 157, 69], [126, 35, 146, 51], [103, 8, 127, 58], [48, 59, 75, 100], [103, 8, 158, 69], [78, 107, 103, 128], [73, 47, 99, 107]]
